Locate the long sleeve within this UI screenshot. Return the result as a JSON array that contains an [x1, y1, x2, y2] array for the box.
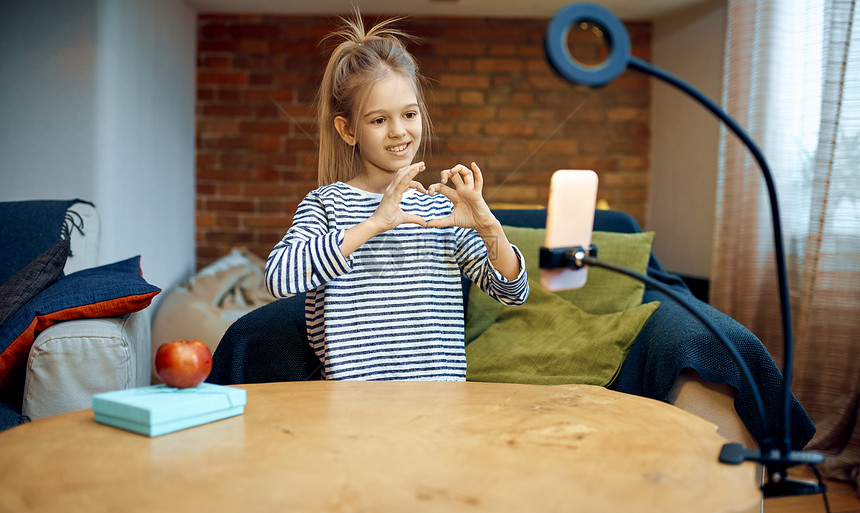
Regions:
[[265, 194, 353, 298], [455, 227, 529, 306]]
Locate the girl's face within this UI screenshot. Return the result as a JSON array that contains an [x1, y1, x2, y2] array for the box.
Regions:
[[348, 72, 422, 177]]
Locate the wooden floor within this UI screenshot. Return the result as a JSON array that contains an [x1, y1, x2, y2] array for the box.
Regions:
[[764, 467, 859, 513]]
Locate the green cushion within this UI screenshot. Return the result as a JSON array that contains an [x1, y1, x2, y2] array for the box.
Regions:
[[466, 227, 655, 346], [464, 225, 659, 386], [466, 280, 659, 386]]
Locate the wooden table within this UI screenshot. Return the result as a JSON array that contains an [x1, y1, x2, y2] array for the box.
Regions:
[[0, 381, 760, 512]]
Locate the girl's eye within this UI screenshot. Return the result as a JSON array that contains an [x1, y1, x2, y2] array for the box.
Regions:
[[371, 118, 384, 125], [405, 111, 418, 119]]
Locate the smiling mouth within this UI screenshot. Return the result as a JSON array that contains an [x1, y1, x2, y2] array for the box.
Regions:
[[388, 142, 410, 154]]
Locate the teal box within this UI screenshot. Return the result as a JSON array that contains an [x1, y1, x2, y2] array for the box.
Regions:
[[92, 383, 247, 437]]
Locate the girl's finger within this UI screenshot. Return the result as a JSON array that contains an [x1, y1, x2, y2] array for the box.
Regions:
[[406, 161, 426, 180], [449, 170, 466, 188], [461, 166, 474, 186], [429, 183, 456, 201], [402, 213, 428, 227], [409, 181, 427, 194], [426, 215, 455, 228], [392, 162, 425, 192], [440, 169, 450, 185], [441, 164, 467, 185], [471, 162, 483, 189]]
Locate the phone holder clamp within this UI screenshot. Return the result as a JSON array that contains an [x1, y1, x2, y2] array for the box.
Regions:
[[539, 245, 598, 271]]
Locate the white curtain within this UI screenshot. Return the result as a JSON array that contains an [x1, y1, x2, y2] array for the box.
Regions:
[[713, 0, 860, 488]]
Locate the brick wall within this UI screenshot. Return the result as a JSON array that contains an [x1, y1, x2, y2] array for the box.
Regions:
[[196, 14, 651, 269]]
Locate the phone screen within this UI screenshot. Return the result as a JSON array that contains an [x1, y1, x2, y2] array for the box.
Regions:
[[541, 170, 598, 291]]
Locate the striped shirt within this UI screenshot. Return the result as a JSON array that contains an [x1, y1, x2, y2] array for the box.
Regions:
[[265, 181, 529, 381]]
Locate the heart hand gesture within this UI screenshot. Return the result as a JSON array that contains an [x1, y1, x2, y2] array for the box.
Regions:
[[427, 162, 498, 234]]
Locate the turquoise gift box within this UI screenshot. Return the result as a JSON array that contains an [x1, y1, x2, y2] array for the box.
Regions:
[[92, 383, 247, 437]]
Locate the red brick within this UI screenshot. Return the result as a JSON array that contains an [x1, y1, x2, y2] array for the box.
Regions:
[[216, 215, 240, 228], [607, 107, 649, 123], [204, 231, 254, 244], [197, 119, 239, 134], [202, 105, 253, 117], [197, 88, 214, 101], [254, 103, 279, 117], [216, 89, 241, 102], [196, 183, 216, 195], [243, 215, 294, 228], [435, 42, 487, 56], [489, 44, 516, 56], [200, 23, 228, 38], [245, 183, 302, 197], [528, 140, 580, 155], [228, 24, 279, 39], [428, 90, 458, 105], [240, 40, 270, 54], [198, 56, 231, 68], [485, 122, 535, 137], [459, 90, 485, 105], [511, 92, 534, 105], [255, 135, 282, 152], [197, 71, 248, 86], [249, 72, 273, 85], [196, 153, 216, 167], [239, 121, 292, 134], [496, 107, 524, 120], [244, 89, 294, 103], [217, 182, 243, 196], [206, 199, 255, 212], [474, 58, 525, 73], [256, 168, 279, 181], [219, 153, 245, 167], [197, 168, 253, 181], [445, 140, 497, 154], [196, 214, 216, 227], [447, 59, 474, 72], [443, 106, 496, 120], [198, 40, 239, 53], [438, 74, 490, 89], [526, 73, 567, 89], [456, 122, 482, 136], [284, 138, 316, 151]]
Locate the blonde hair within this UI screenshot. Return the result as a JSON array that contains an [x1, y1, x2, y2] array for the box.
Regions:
[[316, 10, 432, 186]]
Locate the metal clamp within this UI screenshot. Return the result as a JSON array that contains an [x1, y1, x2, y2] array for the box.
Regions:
[[539, 244, 598, 270]]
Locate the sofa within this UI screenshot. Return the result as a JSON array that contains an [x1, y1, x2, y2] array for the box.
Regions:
[[208, 208, 815, 451], [0, 200, 159, 430]]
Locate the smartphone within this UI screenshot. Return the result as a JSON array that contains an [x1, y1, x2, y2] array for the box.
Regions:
[[541, 170, 599, 291]]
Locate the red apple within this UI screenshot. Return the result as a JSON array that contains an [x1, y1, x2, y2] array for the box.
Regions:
[[155, 339, 213, 389]]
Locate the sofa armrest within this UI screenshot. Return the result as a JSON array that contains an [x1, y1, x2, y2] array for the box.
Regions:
[[22, 311, 151, 420], [208, 294, 320, 385]]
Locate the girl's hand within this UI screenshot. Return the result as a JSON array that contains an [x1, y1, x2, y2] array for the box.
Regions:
[[368, 161, 428, 232], [427, 162, 498, 234]]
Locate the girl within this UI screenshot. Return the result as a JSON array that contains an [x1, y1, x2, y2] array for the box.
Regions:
[[265, 13, 528, 381]]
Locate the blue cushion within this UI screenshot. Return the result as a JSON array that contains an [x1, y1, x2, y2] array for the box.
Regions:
[[0, 256, 161, 402], [0, 199, 81, 285]]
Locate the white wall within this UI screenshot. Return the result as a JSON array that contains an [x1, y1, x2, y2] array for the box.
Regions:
[[0, 0, 197, 312], [0, 0, 98, 199], [648, 0, 727, 279]]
